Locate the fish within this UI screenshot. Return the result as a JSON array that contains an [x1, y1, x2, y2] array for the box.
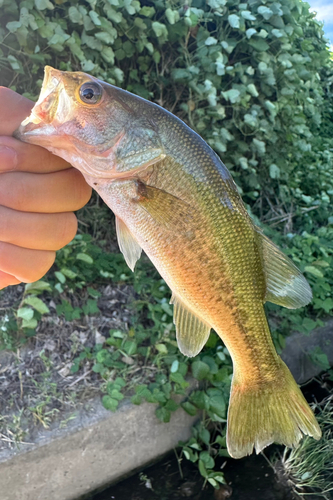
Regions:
[[15, 66, 321, 458]]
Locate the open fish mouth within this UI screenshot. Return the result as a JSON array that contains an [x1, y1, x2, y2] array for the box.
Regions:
[[15, 66, 73, 142]]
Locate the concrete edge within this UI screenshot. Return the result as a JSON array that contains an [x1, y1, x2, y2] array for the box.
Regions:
[[0, 390, 199, 500]]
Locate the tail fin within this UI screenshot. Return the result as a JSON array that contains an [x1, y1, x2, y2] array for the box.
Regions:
[[227, 358, 321, 459]]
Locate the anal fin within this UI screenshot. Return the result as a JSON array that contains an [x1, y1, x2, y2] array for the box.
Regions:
[[171, 294, 211, 357], [116, 217, 142, 272]]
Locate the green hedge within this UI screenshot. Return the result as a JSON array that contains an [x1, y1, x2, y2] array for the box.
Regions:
[[0, 0, 332, 210]]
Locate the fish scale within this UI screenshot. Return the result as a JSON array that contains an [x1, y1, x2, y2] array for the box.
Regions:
[[16, 66, 321, 459]]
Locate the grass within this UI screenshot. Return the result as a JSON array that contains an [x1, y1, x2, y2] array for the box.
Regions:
[[273, 395, 333, 499]]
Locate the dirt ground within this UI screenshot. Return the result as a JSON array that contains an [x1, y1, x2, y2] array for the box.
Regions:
[[0, 281, 137, 449]]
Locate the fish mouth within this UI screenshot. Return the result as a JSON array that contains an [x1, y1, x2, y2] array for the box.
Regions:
[[15, 66, 69, 144]]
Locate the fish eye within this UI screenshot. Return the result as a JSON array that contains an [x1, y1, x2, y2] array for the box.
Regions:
[[79, 82, 103, 104]]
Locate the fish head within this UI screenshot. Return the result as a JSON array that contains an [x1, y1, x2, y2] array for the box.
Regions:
[[15, 66, 163, 179]]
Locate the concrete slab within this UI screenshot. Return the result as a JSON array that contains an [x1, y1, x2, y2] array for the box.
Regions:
[[281, 318, 333, 383], [0, 396, 198, 500]]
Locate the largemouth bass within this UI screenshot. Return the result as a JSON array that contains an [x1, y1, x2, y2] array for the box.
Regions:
[[15, 66, 321, 458]]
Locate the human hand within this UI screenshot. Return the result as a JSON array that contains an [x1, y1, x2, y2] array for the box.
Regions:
[[0, 88, 92, 290]]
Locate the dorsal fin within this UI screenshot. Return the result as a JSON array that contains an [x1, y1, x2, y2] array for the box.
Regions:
[[171, 294, 211, 357], [116, 217, 142, 272], [257, 231, 312, 309]]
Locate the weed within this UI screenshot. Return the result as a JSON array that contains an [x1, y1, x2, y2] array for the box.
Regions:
[[273, 396, 333, 498]]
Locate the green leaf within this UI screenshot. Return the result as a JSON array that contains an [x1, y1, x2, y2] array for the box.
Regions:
[[208, 478, 218, 488], [228, 14, 240, 29], [152, 22, 168, 40], [199, 427, 210, 445], [23, 296, 49, 315], [109, 389, 124, 401], [222, 88, 240, 103], [61, 268, 77, 280], [124, 340, 137, 355], [22, 318, 38, 329], [156, 407, 171, 423], [35, 0, 54, 10], [169, 372, 189, 388], [170, 360, 179, 373], [68, 6, 83, 24], [17, 307, 34, 321], [257, 6, 273, 20], [272, 29, 284, 38], [269, 164, 280, 179], [198, 459, 208, 478], [246, 28, 257, 39], [241, 10, 256, 21], [6, 21, 22, 32], [172, 68, 190, 81], [199, 451, 215, 469], [164, 399, 179, 412], [191, 360, 210, 380], [304, 266, 324, 278], [140, 6, 155, 17], [25, 280, 52, 293], [247, 83, 259, 97], [105, 6, 122, 23], [205, 36, 218, 46], [155, 343, 168, 354], [165, 8, 180, 25], [82, 299, 100, 315], [208, 395, 226, 417], [182, 401, 197, 416], [102, 395, 119, 411], [131, 394, 142, 405], [7, 55, 23, 73], [55, 271, 66, 284], [248, 38, 269, 51], [252, 138, 266, 155], [76, 253, 93, 264], [321, 298, 333, 313], [101, 46, 115, 64], [89, 11, 101, 25]]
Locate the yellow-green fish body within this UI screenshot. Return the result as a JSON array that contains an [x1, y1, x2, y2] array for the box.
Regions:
[[16, 67, 321, 458]]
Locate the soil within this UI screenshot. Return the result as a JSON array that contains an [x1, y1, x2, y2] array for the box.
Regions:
[[89, 451, 290, 500], [0, 281, 138, 449]]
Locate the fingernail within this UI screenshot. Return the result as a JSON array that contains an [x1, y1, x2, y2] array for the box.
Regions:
[[0, 145, 17, 171]]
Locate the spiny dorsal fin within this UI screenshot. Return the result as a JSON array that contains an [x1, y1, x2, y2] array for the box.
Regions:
[[257, 231, 312, 309], [171, 294, 211, 357], [116, 217, 142, 272], [136, 182, 195, 232]]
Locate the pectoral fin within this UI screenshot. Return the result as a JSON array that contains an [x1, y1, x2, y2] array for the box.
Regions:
[[171, 294, 211, 357], [135, 181, 195, 231], [116, 217, 142, 272], [258, 232, 312, 309]]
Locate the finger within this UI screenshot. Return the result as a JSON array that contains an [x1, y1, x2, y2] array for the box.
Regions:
[[0, 271, 21, 290], [0, 87, 34, 136], [0, 206, 78, 251], [0, 169, 92, 213], [0, 135, 72, 173], [0, 242, 55, 283]]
